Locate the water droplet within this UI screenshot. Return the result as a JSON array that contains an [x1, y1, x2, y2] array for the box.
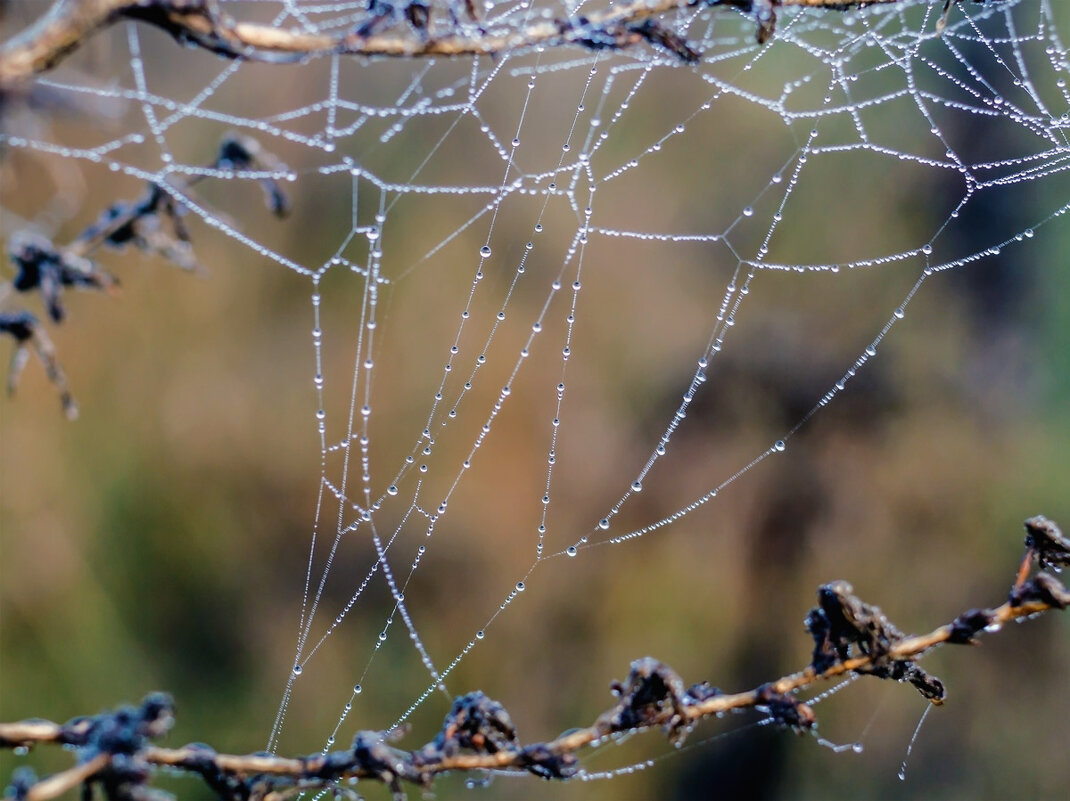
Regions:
[[898, 701, 932, 782], [566, 546, 577, 557], [480, 245, 492, 258], [599, 518, 610, 530], [516, 581, 526, 591], [774, 440, 786, 452], [293, 664, 303, 676], [476, 630, 485, 640], [353, 684, 362, 694], [743, 206, 754, 217]]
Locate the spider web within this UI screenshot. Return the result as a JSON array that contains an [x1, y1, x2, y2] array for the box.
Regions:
[[1, 0, 1068, 796]]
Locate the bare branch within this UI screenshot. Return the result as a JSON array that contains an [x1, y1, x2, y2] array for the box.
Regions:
[[23, 755, 111, 801], [3, 516, 1066, 800], [1, 0, 924, 86], [0, 131, 288, 416], [0, 310, 78, 418]]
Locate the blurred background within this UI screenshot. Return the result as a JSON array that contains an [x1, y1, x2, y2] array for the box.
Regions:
[[2, 1, 1069, 799]]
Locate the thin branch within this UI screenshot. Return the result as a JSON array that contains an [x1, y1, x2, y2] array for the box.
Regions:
[[0, 131, 288, 416], [1, 0, 925, 86], [3, 516, 1067, 800], [23, 755, 110, 801]]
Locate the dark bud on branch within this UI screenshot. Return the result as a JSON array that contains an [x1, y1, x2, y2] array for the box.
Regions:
[[405, 1, 433, 37], [6, 767, 38, 801], [214, 132, 291, 218], [806, 580, 946, 703], [566, 17, 701, 64], [946, 608, 995, 645], [518, 743, 579, 780], [9, 231, 117, 323], [685, 681, 723, 703], [350, 730, 423, 799], [755, 684, 815, 732], [78, 183, 198, 272], [1023, 515, 1070, 571], [421, 691, 518, 759], [1009, 572, 1069, 610], [599, 657, 690, 743]]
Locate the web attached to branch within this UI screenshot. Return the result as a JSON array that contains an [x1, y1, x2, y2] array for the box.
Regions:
[[2, 0, 1068, 791]]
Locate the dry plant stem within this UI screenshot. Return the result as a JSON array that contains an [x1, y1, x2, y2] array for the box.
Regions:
[[1014, 547, 1034, 589], [1, 0, 914, 85], [404, 594, 1063, 770], [2, 585, 1065, 798], [23, 754, 110, 801]]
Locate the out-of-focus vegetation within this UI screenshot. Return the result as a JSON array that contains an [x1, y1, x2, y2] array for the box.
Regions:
[[1, 2, 1068, 799]]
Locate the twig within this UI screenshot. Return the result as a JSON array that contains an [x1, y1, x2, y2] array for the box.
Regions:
[[22, 755, 110, 801], [3, 516, 1066, 800], [1, 0, 927, 85], [0, 131, 288, 415]]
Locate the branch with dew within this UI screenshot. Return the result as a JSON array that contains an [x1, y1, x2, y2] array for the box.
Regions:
[[0, 0, 979, 85], [3, 516, 1067, 801]]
